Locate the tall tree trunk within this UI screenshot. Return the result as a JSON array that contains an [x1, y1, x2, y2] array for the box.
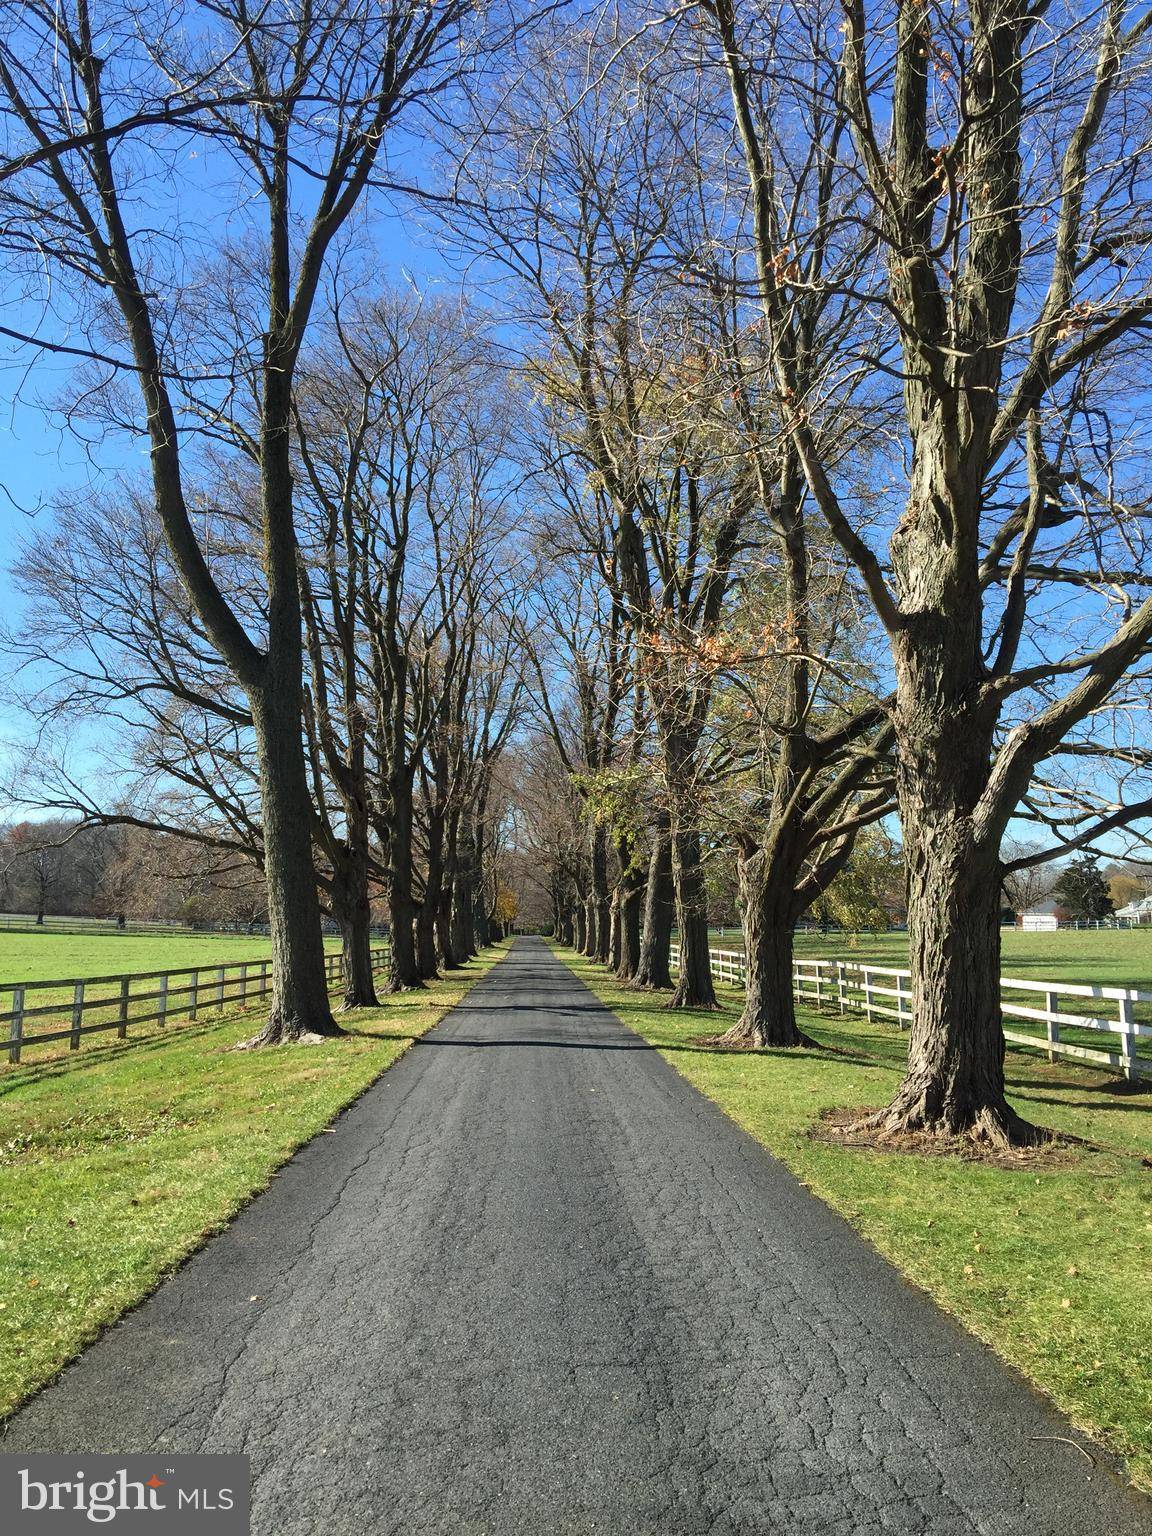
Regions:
[[243, 689, 342, 1043], [869, 605, 1036, 1144], [386, 776, 423, 992], [332, 856, 379, 1010], [415, 900, 438, 981], [635, 829, 674, 989], [669, 825, 717, 1009], [617, 879, 644, 981], [437, 814, 462, 968], [579, 892, 594, 955], [416, 811, 445, 980], [472, 816, 490, 949], [613, 834, 646, 982], [590, 824, 611, 962], [337, 902, 378, 1010], [451, 821, 476, 960], [719, 845, 809, 1047], [869, 796, 1031, 1143], [450, 876, 470, 960]]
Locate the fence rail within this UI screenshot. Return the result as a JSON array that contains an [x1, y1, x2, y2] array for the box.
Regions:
[[670, 944, 1151, 1082], [1, 941, 392, 1065]]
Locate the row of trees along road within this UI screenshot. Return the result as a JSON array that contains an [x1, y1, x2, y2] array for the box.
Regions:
[[3, 2, 1152, 1145], [0, 0, 539, 1034], [488, 4, 1152, 1150]]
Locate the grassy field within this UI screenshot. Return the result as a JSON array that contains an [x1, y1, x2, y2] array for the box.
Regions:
[[0, 931, 356, 1070], [705, 926, 1152, 1068], [559, 947, 1152, 1491], [0, 942, 508, 1419], [704, 925, 1152, 987], [0, 930, 288, 987]]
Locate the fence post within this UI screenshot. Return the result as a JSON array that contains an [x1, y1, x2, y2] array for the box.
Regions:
[[189, 968, 199, 1021], [216, 966, 226, 1010], [837, 962, 846, 1014], [70, 981, 84, 1051], [895, 972, 908, 1029], [1045, 989, 1059, 1064], [8, 986, 24, 1065], [118, 976, 130, 1038], [241, 963, 249, 1006], [1118, 996, 1137, 1082], [863, 968, 873, 1024], [158, 973, 169, 1027]]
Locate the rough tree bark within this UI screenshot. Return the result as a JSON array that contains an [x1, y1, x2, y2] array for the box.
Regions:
[[589, 824, 611, 963], [669, 825, 718, 1009], [415, 885, 441, 981], [471, 815, 490, 949], [719, 843, 811, 1048], [613, 833, 646, 982], [634, 828, 674, 988], [451, 821, 477, 960], [868, 640, 1033, 1141], [385, 771, 424, 992], [242, 685, 342, 1043], [330, 844, 379, 1010]]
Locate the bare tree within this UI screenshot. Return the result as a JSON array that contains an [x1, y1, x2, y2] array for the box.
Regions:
[[453, 27, 765, 1005], [0, 0, 523, 1042], [701, 0, 1152, 1140]]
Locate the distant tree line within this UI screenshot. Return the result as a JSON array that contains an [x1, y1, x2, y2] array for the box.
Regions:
[[0, 820, 267, 928]]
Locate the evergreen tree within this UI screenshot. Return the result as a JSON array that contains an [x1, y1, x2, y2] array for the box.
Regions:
[[1053, 856, 1114, 923]]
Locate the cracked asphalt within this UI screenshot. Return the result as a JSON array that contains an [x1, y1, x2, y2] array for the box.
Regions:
[[4, 936, 1151, 1534]]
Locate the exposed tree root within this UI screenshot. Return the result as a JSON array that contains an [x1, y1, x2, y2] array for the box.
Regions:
[[338, 991, 379, 1012], [854, 1092, 1051, 1150], [665, 993, 724, 1012], [812, 1107, 1078, 1169], [234, 1015, 347, 1049], [708, 1015, 819, 1050]]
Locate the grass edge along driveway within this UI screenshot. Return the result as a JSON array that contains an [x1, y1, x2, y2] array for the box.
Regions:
[[555, 946, 1152, 1494], [0, 943, 509, 1419]]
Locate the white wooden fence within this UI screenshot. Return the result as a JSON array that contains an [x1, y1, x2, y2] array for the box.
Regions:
[[671, 943, 1151, 1082], [1, 941, 391, 1065]]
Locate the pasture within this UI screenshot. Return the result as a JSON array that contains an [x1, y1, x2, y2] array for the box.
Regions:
[[0, 930, 282, 988], [792, 926, 1152, 991]]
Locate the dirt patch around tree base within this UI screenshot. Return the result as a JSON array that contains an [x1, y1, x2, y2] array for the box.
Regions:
[[809, 1106, 1100, 1172]]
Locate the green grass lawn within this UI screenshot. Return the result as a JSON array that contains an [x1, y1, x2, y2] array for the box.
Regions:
[[707, 925, 1152, 988], [0, 930, 290, 988], [0, 943, 507, 1419], [0, 931, 355, 1069], [791, 925, 1152, 987], [706, 927, 1152, 1070], [558, 946, 1152, 1492]]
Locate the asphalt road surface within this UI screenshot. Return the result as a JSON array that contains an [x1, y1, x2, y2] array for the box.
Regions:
[[4, 937, 1151, 1534]]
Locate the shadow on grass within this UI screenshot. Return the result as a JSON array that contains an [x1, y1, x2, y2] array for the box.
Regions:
[[0, 1017, 239, 1096], [1016, 1092, 1152, 1115], [0, 969, 494, 1094]]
